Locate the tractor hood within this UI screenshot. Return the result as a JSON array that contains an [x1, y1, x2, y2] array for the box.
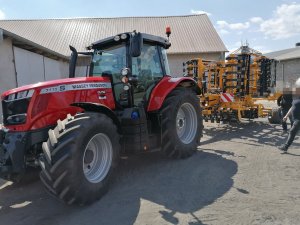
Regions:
[[1, 77, 110, 100], [1, 76, 114, 131]]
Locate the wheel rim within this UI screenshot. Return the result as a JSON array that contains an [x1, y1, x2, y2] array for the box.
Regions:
[[83, 133, 113, 183], [176, 103, 198, 144]]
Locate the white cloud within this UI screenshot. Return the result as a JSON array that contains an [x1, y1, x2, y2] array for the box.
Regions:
[[217, 3, 300, 41], [217, 20, 250, 30], [251, 46, 272, 54], [250, 17, 263, 24], [219, 29, 229, 35], [260, 3, 300, 39], [0, 9, 5, 20], [190, 9, 211, 16], [234, 41, 242, 47], [216, 21, 227, 28], [226, 42, 243, 53]]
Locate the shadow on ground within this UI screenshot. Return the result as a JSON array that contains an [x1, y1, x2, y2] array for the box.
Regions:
[[0, 151, 237, 225], [201, 120, 298, 148]]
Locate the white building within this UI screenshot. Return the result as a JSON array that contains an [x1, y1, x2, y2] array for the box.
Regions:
[[265, 43, 300, 90]]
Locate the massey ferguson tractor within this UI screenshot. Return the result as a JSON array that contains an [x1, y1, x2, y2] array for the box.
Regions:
[[0, 29, 203, 205]]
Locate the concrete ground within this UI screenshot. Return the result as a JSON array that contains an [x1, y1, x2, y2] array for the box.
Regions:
[[0, 118, 299, 225]]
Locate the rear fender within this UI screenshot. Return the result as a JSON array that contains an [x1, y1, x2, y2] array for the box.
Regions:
[[147, 77, 201, 112], [71, 102, 121, 130]]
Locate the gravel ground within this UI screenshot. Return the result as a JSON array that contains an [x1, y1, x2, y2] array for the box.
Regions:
[[0, 118, 299, 225]]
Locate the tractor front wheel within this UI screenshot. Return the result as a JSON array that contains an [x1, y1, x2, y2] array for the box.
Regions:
[[160, 88, 203, 159], [39, 113, 120, 205]]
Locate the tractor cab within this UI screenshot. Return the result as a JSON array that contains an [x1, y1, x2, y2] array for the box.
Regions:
[[70, 31, 171, 109]]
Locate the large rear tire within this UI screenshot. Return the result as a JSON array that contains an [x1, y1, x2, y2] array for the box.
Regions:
[[160, 88, 203, 159], [39, 113, 120, 205]]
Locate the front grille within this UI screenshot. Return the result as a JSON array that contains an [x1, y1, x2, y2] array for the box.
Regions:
[[2, 98, 30, 125]]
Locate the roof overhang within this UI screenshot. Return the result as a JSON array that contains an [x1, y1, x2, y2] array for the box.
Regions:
[[272, 56, 300, 62], [0, 28, 69, 61]]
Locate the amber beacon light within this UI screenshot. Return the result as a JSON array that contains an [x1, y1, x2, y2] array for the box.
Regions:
[[166, 26, 171, 38]]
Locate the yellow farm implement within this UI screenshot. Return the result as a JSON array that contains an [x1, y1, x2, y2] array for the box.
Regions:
[[183, 44, 280, 123]]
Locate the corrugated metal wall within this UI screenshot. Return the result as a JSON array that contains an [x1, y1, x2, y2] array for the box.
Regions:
[[44, 57, 68, 80], [13, 47, 69, 86], [0, 39, 17, 121], [271, 59, 300, 91], [0, 44, 69, 122], [14, 47, 45, 86]]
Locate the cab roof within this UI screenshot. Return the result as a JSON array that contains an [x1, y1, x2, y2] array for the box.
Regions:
[[90, 32, 171, 50]]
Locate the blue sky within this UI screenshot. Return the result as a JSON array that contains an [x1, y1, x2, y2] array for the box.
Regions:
[[0, 0, 299, 53]]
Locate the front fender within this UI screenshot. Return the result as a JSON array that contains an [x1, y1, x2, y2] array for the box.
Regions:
[[147, 77, 200, 112], [71, 102, 121, 130]]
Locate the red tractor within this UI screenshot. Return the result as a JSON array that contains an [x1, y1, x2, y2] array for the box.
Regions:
[[0, 30, 203, 205]]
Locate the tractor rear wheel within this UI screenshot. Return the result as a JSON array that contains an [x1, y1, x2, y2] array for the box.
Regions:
[[160, 88, 203, 159], [39, 113, 120, 205]]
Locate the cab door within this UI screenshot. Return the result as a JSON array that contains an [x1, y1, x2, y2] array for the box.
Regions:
[[131, 44, 164, 106]]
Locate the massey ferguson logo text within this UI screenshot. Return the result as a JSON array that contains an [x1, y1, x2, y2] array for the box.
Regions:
[[40, 82, 111, 94]]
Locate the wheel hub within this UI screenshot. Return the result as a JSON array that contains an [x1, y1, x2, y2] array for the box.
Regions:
[[176, 103, 198, 144], [83, 133, 113, 183], [177, 118, 185, 129], [84, 149, 94, 164]]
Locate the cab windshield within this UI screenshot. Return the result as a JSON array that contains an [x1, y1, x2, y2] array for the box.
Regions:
[[91, 44, 126, 83]]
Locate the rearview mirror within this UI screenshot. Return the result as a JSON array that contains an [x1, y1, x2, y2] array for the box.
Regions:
[[129, 32, 143, 57]]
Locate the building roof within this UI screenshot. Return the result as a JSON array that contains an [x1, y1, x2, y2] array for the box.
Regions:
[[0, 15, 227, 57], [1, 28, 69, 60], [265, 46, 300, 61]]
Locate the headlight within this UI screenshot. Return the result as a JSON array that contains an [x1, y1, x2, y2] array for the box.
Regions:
[[3, 90, 33, 126], [5, 90, 34, 102], [120, 33, 128, 40], [121, 68, 129, 76], [123, 84, 130, 91], [114, 35, 120, 41], [7, 113, 27, 125]]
